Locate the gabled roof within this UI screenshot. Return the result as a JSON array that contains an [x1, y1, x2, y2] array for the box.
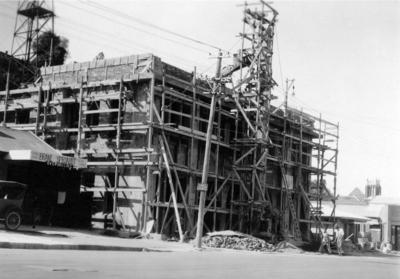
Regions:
[[348, 187, 365, 201], [336, 195, 368, 205]]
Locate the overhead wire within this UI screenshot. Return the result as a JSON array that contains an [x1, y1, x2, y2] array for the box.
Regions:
[[57, 22, 135, 57], [0, 1, 15, 10], [0, 3, 15, 19], [290, 95, 400, 135], [81, 0, 228, 53], [270, 18, 399, 136], [274, 26, 285, 97], [71, 0, 214, 55], [60, 2, 400, 138], [57, 19, 206, 70], [57, 1, 211, 70]]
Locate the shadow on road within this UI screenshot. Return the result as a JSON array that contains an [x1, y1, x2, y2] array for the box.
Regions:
[[0, 228, 68, 238]]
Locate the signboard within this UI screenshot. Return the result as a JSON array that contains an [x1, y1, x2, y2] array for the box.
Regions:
[[7, 150, 87, 169]]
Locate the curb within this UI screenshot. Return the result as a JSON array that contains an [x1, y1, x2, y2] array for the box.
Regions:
[[0, 242, 168, 252]]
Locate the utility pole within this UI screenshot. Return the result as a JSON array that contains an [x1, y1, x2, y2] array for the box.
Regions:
[[195, 51, 223, 248]]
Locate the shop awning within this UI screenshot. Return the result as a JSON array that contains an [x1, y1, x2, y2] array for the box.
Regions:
[[0, 127, 86, 169]]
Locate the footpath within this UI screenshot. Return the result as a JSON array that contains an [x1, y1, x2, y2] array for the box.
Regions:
[[1, 226, 399, 258], [0, 225, 192, 252]]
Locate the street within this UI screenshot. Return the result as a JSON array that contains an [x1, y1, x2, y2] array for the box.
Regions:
[[0, 249, 398, 279]]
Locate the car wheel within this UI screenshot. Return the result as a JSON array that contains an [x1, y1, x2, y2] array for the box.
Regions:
[[5, 209, 22, 231]]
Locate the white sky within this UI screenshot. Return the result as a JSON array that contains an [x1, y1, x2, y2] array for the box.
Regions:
[[0, 0, 399, 198]]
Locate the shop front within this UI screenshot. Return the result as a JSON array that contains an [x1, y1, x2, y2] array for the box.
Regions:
[[0, 127, 89, 227]]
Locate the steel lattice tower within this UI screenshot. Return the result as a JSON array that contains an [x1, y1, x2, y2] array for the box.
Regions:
[[11, 0, 55, 68]]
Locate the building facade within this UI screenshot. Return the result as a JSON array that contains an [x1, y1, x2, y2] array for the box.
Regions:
[[0, 53, 339, 240]]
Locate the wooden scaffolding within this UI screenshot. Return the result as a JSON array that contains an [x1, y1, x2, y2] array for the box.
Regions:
[[0, 1, 339, 241]]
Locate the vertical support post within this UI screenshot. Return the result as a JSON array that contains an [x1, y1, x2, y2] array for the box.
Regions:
[[48, 0, 55, 66], [35, 84, 42, 135], [155, 155, 162, 233], [332, 123, 339, 220], [188, 66, 197, 230], [157, 69, 166, 233], [284, 79, 289, 117], [280, 82, 289, 236], [113, 78, 123, 230], [34, 8, 39, 75], [213, 99, 221, 231], [161, 69, 166, 123], [230, 110, 239, 230], [42, 82, 51, 139], [319, 121, 327, 229], [143, 67, 155, 232], [76, 79, 84, 155], [316, 113, 322, 234], [2, 64, 11, 127], [297, 110, 304, 231], [195, 51, 222, 248]]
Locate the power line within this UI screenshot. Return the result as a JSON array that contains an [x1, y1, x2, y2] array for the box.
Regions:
[[59, 1, 198, 52], [0, 2, 15, 10], [274, 28, 285, 95], [58, 20, 205, 71], [57, 22, 135, 55], [57, 2, 211, 70], [81, 0, 228, 53], [59, 1, 210, 55], [290, 95, 400, 134]]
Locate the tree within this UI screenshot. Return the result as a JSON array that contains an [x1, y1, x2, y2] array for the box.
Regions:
[[32, 31, 69, 68], [0, 31, 69, 91]]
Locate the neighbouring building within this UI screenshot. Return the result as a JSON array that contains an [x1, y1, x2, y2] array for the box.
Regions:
[[333, 183, 400, 250], [0, 126, 89, 227]]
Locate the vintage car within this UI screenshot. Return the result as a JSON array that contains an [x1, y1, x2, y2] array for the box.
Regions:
[[0, 180, 27, 230]]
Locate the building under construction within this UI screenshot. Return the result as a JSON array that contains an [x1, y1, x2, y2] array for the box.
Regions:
[[0, 1, 338, 242]]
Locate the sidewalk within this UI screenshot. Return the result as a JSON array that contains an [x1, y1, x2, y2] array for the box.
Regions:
[[1, 226, 398, 258], [0, 225, 194, 252]]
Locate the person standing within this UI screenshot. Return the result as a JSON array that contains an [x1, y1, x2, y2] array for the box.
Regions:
[[319, 227, 332, 254], [334, 223, 345, 256]]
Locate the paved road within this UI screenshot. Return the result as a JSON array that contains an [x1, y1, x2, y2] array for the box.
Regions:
[[0, 249, 398, 279]]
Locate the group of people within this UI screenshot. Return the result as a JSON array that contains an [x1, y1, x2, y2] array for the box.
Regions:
[[319, 223, 345, 256]]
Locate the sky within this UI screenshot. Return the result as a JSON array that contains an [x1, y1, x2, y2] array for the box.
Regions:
[[0, 0, 399, 198]]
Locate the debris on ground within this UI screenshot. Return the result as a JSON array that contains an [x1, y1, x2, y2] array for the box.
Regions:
[[101, 229, 141, 239], [274, 240, 304, 253], [201, 231, 275, 251]]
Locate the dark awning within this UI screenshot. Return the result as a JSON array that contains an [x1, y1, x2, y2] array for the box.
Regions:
[[0, 127, 86, 169]]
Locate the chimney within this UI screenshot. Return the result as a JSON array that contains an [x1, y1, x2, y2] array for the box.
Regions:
[[365, 179, 382, 199]]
